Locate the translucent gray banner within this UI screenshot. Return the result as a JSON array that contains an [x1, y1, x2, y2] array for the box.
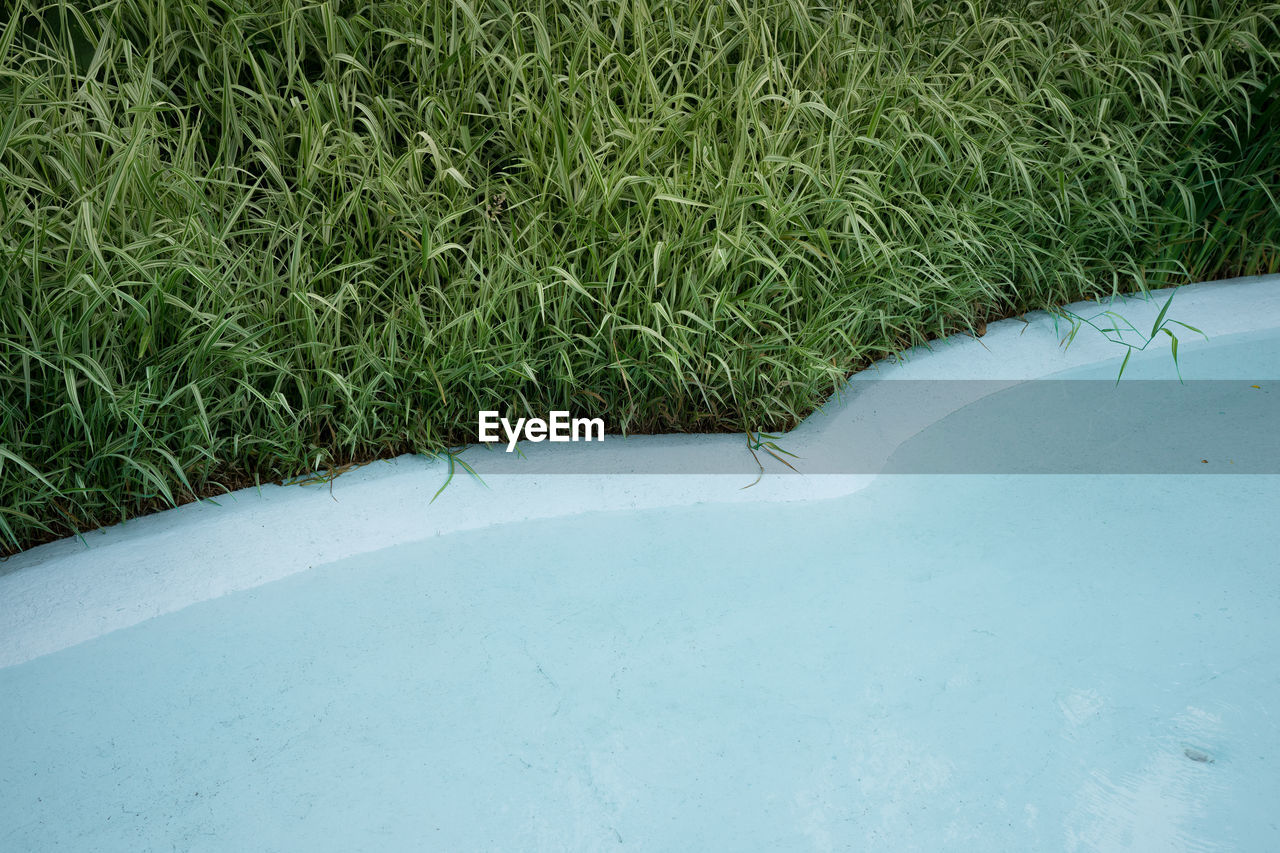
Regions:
[[456, 381, 1279, 475]]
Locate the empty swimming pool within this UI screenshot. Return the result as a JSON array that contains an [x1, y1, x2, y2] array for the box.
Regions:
[[2, 280, 1278, 850]]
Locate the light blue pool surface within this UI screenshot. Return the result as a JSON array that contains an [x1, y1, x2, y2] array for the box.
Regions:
[[2, 325, 1277, 850]]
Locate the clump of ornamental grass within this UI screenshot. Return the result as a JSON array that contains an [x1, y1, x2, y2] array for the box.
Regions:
[[1, 0, 1278, 553]]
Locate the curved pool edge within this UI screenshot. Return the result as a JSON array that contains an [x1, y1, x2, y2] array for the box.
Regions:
[[3, 273, 1278, 668]]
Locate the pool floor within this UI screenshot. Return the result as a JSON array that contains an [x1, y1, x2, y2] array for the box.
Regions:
[[2, 474, 1277, 850]]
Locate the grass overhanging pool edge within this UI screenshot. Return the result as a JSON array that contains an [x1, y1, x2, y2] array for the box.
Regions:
[[1, 272, 1278, 669], [6, 0, 1280, 557]]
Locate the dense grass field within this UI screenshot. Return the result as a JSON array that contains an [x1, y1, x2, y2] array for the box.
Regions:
[[2, 0, 1278, 553]]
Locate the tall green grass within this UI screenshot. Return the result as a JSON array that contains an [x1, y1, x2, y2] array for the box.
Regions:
[[2, 0, 1278, 553]]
